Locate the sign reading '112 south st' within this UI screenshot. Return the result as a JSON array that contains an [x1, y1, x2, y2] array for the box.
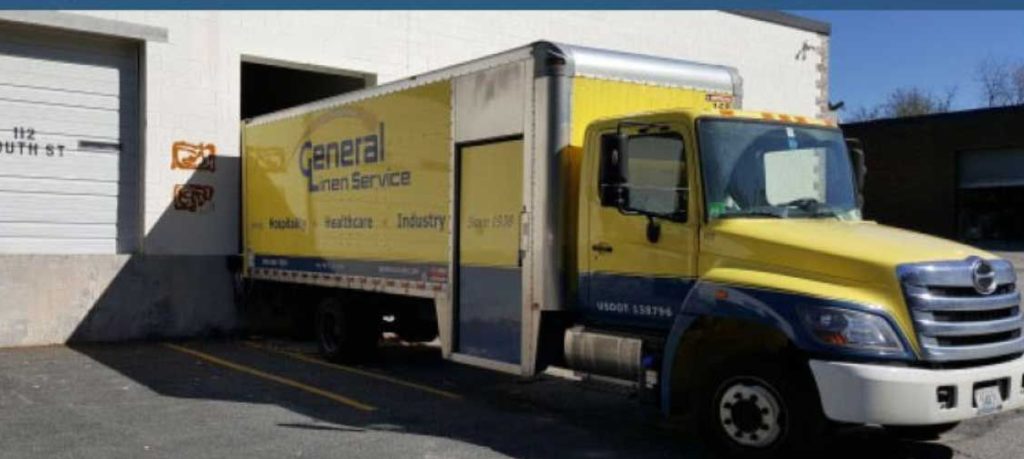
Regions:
[[3, 126, 67, 157]]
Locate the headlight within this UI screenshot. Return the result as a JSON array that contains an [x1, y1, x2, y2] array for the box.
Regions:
[[799, 306, 905, 353]]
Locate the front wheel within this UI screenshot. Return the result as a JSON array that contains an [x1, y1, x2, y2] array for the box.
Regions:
[[698, 357, 827, 459], [884, 422, 960, 441]]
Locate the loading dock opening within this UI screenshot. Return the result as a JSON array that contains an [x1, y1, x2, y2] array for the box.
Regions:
[[241, 59, 373, 119], [957, 148, 1024, 250]]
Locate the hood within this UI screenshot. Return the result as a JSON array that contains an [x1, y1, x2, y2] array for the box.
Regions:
[[703, 219, 994, 285]]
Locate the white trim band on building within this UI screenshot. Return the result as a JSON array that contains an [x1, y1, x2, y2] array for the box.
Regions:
[[0, 11, 167, 42]]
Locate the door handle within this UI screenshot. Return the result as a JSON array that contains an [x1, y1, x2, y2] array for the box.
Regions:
[[591, 242, 614, 253]]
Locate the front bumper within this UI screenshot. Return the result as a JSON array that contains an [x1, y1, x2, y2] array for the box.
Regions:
[[810, 356, 1024, 425]]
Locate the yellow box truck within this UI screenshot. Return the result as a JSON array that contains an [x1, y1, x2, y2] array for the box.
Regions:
[[242, 42, 1023, 457]]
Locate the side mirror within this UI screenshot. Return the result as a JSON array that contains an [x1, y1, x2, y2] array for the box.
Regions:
[[599, 133, 631, 206], [846, 138, 867, 207], [613, 133, 630, 210], [615, 131, 630, 182], [615, 185, 633, 214]]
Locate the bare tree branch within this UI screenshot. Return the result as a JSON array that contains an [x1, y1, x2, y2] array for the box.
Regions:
[[977, 57, 1024, 107], [844, 86, 958, 122], [1012, 65, 1024, 105]]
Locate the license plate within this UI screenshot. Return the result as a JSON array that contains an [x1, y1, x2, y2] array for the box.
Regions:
[[975, 385, 1003, 415]]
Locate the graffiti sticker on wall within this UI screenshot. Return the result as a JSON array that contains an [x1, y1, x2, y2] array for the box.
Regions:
[[173, 184, 215, 212], [171, 141, 216, 172]]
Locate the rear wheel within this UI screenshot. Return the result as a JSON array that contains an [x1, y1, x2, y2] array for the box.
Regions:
[[315, 297, 379, 363], [884, 422, 960, 441], [698, 357, 827, 459]]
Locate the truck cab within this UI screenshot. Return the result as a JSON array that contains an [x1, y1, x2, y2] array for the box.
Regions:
[[571, 107, 1023, 457]]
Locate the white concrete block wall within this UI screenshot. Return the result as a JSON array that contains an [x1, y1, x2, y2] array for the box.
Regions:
[[77, 11, 828, 256]]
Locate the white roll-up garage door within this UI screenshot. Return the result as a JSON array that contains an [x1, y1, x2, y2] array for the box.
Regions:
[[959, 149, 1024, 189], [0, 22, 139, 254]]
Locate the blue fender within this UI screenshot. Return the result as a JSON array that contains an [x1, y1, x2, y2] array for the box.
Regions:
[[658, 281, 913, 416], [659, 312, 698, 416]]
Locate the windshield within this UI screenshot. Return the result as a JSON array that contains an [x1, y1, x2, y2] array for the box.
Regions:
[[698, 119, 861, 220]]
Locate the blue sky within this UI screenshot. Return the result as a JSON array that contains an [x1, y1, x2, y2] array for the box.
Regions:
[[796, 11, 1024, 116]]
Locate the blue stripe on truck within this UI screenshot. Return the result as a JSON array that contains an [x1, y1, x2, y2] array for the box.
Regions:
[[252, 255, 448, 284], [578, 272, 696, 331], [458, 265, 522, 365]]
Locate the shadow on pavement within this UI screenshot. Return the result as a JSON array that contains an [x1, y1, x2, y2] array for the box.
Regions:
[[65, 340, 956, 459], [68, 340, 690, 459]]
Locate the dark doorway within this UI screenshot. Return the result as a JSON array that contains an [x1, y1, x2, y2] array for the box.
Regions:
[[958, 186, 1024, 251], [241, 60, 371, 119]]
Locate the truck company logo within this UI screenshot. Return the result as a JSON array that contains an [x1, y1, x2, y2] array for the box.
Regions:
[[269, 217, 306, 230], [295, 108, 413, 193], [172, 141, 216, 172], [397, 212, 447, 231]]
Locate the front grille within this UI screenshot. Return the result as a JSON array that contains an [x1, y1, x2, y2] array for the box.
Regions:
[[937, 330, 1020, 347], [932, 306, 1018, 323], [899, 257, 1023, 362], [928, 284, 1016, 298]]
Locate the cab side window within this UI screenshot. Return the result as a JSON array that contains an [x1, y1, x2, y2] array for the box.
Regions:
[[599, 131, 688, 221]]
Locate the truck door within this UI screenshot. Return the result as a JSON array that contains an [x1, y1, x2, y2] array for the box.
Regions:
[[455, 137, 524, 366], [581, 121, 698, 330]]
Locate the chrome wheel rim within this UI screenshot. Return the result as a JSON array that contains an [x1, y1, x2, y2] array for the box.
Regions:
[[718, 379, 783, 448]]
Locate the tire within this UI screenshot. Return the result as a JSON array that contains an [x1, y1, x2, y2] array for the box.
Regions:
[[884, 422, 960, 441], [315, 297, 379, 363], [697, 357, 828, 459]]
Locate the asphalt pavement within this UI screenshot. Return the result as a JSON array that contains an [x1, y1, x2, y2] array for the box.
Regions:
[[0, 340, 1021, 459]]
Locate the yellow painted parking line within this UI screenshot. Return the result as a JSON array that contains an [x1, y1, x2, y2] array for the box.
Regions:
[[242, 341, 462, 401], [163, 343, 376, 412]]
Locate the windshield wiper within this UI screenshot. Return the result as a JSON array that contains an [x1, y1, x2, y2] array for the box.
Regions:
[[718, 200, 842, 220], [807, 208, 840, 218], [717, 208, 784, 219], [779, 198, 839, 219], [781, 198, 822, 211]]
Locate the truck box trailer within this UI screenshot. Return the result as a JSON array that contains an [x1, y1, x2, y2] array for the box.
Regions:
[[242, 42, 1024, 457]]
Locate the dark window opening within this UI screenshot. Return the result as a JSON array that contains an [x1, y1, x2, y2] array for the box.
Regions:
[[241, 61, 370, 119], [958, 186, 1024, 250]]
